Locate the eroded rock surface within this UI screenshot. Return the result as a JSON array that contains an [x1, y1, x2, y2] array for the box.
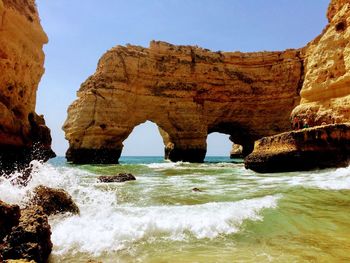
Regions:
[[0, 200, 20, 240], [98, 173, 136, 183], [0, 205, 52, 263], [230, 144, 243, 158], [64, 41, 302, 163], [0, 0, 55, 173], [291, 0, 350, 126], [245, 124, 350, 172], [30, 185, 79, 216], [245, 0, 350, 172]]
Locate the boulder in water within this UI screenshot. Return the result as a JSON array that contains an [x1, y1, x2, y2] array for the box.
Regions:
[[30, 186, 79, 216], [98, 173, 136, 183]]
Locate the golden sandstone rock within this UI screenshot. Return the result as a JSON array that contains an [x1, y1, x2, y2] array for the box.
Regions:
[[245, 0, 350, 172], [292, 0, 350, 125], [0, 0, 54, 172], [63, 42, 302, 163], [64, 0, 350, 167]]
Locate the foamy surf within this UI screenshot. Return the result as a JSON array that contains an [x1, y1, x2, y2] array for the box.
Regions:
[[50, 195, 280, 256], [2, 158, 349, 262], [145, 161, 189, 169]]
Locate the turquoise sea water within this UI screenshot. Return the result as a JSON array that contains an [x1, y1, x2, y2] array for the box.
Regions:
[[1, 156, 350, 262]]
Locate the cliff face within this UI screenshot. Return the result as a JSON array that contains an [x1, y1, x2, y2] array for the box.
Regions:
[[63, 41, 302, 163], [0, 0, 54, 172], [292, 0, 350, 125], [246, 0, 350, 173]]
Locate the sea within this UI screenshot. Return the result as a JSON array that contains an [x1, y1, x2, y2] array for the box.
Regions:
[[0, 156, 350, 262]]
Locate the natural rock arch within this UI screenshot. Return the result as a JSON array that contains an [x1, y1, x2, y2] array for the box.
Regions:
[[63, 41, 302, 163]]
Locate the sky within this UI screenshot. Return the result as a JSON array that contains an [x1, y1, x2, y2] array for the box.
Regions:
[[35, 0, 329, 156]]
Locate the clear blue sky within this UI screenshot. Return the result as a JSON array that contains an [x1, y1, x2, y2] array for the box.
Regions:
[[35, 0, 329, 156]]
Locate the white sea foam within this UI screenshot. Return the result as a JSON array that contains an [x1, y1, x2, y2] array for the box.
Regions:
[[251, 165, 350, 191], [145, 161, 188, 169], [0, 160, 95, 206], [299, 165, 350, 190], [51, 195, 280, 256]]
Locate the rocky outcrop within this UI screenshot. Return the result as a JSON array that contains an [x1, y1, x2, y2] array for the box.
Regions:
[[230, 144, 243, 158], [0, 0, 55, 173], [98, 173, 136, 183], [30, 186, 79, 216], [0, 205, 52, 263], [64, 41, 302, 163], [245, 123, 350, 172], [0, 201, 20, 240], [245, 0, 350, 172], [291, 0, 350, 126]]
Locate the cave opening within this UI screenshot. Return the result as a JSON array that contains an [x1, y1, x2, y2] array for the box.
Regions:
[[121, 121, 164, 157], [205, 132, 232, 160]]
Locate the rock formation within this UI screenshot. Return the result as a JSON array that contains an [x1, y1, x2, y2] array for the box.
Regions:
[[0, 205, 52, 263], [30, 185, 80, 216], [64, 42, 302, 163], [0, 0, 55, 173], [245, 124, 350, 172], [64, 0, 349, 167], [291, 0, 350, 126], [0, 200, 20, 240], [230, 144, 243, 158], [98, 173, 136, 183], [245, 0, 350, 172]]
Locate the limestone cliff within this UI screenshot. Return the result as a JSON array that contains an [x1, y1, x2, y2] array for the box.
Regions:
[[0, 0, 55, 172], [291, 0, 350, 126], [246, 0, 350, 173], [63, 41, 302, 163]]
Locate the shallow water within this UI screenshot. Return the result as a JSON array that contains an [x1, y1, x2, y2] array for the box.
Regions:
[[1, 156, 350, 262]]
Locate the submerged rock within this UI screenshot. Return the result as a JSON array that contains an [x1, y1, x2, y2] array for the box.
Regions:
[[0, 206, 52, 263], [192, 188, 203, 192], [98, 173, 136, 183], [0, 201, 20, 240], [30, 185, 79, 216], [245, 124, 350, 173]]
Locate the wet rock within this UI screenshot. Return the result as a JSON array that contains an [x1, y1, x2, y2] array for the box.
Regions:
[[0, 201, 20, 241], [192, 188, 203, 192], [30, 186, 79, 216], [0, 206, 52, 263], [98, 173, 136, 183]]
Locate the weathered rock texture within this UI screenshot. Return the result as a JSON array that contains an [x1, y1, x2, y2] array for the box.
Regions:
[[98, 173, 136, 183], [0, 0, 55, 173], [0, 205, 52, 263], [30, 185, 79, 216], [245, 123, 350, 172], [291, 0, 350, 126], [245, 0, 350, 172], [64, 41, 302, 163], [230, 144, 243, 159], [0, 200, 20, 240]]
